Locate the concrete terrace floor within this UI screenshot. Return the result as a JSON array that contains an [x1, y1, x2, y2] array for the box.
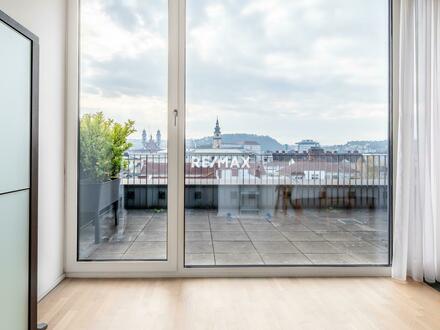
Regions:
[[80, 208, 389, 266]]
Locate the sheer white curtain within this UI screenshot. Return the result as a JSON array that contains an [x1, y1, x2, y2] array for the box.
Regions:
[[393, 0, 440, 282]]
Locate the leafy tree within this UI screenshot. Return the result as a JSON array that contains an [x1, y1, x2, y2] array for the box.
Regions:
[[79, 112, 135, 182], [110, 119, 136, 178]]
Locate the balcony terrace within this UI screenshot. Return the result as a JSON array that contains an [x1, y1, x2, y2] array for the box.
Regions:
[[80, 208, 388, 265], [79, 153, 390, 265]]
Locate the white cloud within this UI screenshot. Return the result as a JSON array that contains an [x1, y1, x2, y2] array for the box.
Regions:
[[81, 92, 167, 140], [80, 0, 390, 145], [80, 0, 166, 62]]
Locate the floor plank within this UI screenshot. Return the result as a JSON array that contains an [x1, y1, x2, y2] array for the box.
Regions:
[[38, 278, 440, 330]]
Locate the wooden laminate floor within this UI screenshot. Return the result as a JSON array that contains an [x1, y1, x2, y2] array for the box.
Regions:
[[38, 278, 440, 330]]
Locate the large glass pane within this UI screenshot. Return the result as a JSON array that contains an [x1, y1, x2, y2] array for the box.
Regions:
[[78, 0, 168, 260], [185, 0, 390, 266], [0, 21, 31, 194]]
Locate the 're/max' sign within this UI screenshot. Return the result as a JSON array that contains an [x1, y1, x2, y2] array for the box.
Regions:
[[191, 156, 251, 169]]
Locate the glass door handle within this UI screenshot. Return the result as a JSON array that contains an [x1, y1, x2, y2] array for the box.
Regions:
[[173, 109, 178, 126]]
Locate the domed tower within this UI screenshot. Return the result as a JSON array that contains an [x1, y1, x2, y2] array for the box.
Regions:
[[142, 129, 147, 149], [156, 129, 161, 148], [212, 117, 222, 149]]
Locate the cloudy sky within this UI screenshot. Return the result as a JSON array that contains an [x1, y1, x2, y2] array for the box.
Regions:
[[80, 0, 389, 145]]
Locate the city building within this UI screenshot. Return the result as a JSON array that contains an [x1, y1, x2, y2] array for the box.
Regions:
[[241, 140, 262, 154], [192, 119, 262, 155], [128, 128, 163, 155], [295, 139, 320, 153]]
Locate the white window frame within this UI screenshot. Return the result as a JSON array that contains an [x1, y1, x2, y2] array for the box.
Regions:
[[65, 0, 398, 277], [65, 0, 179, 275]]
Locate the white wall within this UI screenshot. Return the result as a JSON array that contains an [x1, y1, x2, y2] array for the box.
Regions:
[[0, 0, 66, 299]]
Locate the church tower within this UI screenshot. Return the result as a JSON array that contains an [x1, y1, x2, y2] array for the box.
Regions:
[[142, 129, 147, 149], [212, 117, 222, 149], [156, 129, 161, 148]]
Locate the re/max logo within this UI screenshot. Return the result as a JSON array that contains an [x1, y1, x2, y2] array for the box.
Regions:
[[191, 156, 251, 169]]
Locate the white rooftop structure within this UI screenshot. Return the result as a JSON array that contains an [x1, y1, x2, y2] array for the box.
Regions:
[[188, 148, 250, 155]]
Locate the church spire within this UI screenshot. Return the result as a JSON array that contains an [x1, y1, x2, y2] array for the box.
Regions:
[[212, 117, 222, 149], [214, 117, 221, 135]]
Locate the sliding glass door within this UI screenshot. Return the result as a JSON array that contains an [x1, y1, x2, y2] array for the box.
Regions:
[[184, 0, 391, 267], [74, 0, 391, 271]]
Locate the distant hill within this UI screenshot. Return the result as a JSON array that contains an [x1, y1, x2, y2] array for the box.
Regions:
[[187, 134, 284, 152], [129, 136, 388, 154], [128, 139, 144, 149], [322, 140, 388, 154]]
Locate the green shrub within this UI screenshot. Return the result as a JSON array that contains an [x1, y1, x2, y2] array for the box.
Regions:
[[79, 112, 135, 182]]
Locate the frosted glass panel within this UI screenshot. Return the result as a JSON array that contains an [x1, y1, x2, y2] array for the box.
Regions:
[[0, 190, 29, 330], [0, 21, 31, 194]]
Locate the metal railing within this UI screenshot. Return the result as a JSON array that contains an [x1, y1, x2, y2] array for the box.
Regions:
[[121, 153, 388, 187]]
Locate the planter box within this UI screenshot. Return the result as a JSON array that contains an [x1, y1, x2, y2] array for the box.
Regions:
[[79, 178, 121, 243]]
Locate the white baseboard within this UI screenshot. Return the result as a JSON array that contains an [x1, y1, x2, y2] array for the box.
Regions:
[[65, 267, 391, 278], [38, 273, 65, 302]]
